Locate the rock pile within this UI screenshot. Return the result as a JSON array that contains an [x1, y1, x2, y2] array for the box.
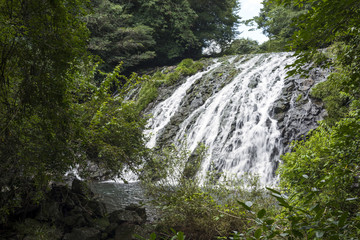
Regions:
[[1, 179, 151, 240]]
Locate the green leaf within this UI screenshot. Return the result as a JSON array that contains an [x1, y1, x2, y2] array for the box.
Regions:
[[266, 187, 282, 195], [292, 230, 303, 238], [254, 228, 262, 239], [237, 200, 252, 211], [265, 219, 275, 225], [257, 209, 266, 219], [338, 212, 348, 228]]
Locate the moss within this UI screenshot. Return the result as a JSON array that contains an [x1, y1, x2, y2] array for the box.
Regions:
[[165, 71, 181, 85], [153, 70, 165, 80], [15, 219, 62, 240], [175, 58, 204, 77], [136, 58, 205, 111], [296, 94, 303, 102], [136, 80, 159, 111]]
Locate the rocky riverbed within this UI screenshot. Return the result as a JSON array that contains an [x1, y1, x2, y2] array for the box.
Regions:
[[0, 179, 154, 240]]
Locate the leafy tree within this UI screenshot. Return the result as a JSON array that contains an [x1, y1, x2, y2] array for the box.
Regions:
[[86, 0, 240, 69], [254, 0, 310, 51], [125, 0, 200, 66], [73, 63, 148, 180], [0, 0, 87, 221], [187, 0, 240, 56], [270, 0, 360, 238], [0, 0, 147, 222], [275, 0, 360, 76], [85, 0, 156, 73], [224, 38, 260, 55]]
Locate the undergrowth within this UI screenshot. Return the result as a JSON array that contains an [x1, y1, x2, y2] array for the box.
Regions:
[[136, 59, 204, 112], [138, 143, 279, 240]]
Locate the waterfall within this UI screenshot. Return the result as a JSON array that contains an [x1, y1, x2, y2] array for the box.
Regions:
[[145, 53, 324, 185], [144, 61, 222, 148]]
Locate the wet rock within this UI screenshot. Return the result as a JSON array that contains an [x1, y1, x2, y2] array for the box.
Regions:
[[72, 179, 94, 197], [1, 179, 150, 240], [299, 85, 311, 91], [248, 74, 261, 89], [270, 67, 329, 150], [114, 223, 136, 240], [92, 217, 111, 232], [190, 96, 204, 110], [271, 101, 290, 114], [36, 201, 62, 222], [109, 209, 143, 225], [62, 213, 87, 228], [105, 222, 119, 236], [87, 200, 107, 217], [63, 227, 101, 240], [125, 204, 147, 223], [265, 118, 272, 128]]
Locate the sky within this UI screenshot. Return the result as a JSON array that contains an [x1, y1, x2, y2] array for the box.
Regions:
[[237, 0, 268, 43]]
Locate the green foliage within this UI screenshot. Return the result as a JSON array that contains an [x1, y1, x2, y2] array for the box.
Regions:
[[269, 108, 360, 239], [15, 219, 61, 240], [274, 0, 360, 78], [140, 143, 277, 240], [224, 38, 260, 55], [280, 111, 360, 208], [86, 0, 156, 72], [310, 43, 360, 125], [135, 230, 186, 240], [235, 187, 360, 239], [0, 0, 148, 222], [88, 0, 240, 69], [73, 63, 148, 179], [0, 0, 90, 222], [187, 0, 240, 55], [253, 0, 310, 52], [136, 59, 204, 111], [175, 59, 204, 77], [136, 77, 159, 112], [125, 0, 199, 65]]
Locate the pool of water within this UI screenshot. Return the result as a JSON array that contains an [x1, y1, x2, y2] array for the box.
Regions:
[[90, 181, 147, 213]]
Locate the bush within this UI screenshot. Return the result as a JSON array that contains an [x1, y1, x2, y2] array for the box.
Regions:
[[135, 59, 204, 111], [139, 143, 277, 240]]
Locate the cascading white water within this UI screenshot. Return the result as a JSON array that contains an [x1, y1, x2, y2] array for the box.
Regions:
[[146, 53, 296, 185], [145, 61, 221, 148]]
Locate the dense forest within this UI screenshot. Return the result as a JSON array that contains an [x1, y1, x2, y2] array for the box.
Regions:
[[0, 0, 359, 239]]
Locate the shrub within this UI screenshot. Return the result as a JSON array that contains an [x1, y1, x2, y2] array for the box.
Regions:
[[136, 59, 204, 111], [139, 143, 277, 240]]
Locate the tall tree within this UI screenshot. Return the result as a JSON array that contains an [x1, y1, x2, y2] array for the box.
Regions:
[[0, 0, 148, 222], [254, 0, 309, 51], [274, 1, 360, 237], [188, 0, 240, 55], [126, 0, 200, 65], [89, 0, 240, 68], [86, 0, 156, 72], [0, 0, 90, 220]]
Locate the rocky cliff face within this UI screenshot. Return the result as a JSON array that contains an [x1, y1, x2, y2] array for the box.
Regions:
[[270, 68, 328, 152], [144, 53, 329, 184]]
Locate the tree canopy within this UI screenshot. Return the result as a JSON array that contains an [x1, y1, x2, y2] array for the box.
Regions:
[[254, 0, 310, 51], [271, 0, 360, 237], [88, 0, 240, 71], [0, 0, 147, 222], [86, 0, 156, 73]]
